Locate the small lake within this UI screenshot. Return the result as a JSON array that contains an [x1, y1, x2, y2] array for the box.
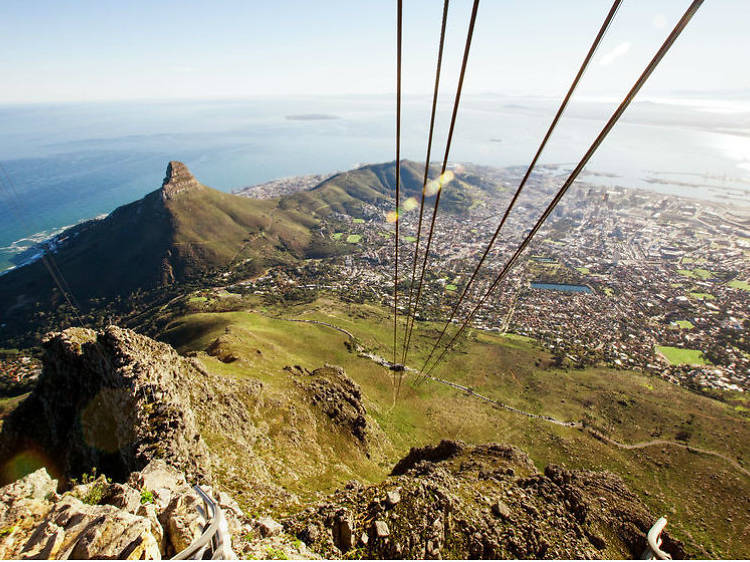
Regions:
[[530, 282, 592, 294]]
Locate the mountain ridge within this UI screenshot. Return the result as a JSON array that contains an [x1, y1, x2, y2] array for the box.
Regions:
[[0, 159, 492, 345]]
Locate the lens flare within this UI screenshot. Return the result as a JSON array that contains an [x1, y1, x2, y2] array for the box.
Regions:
[[403, 197, 418, 212], [425, 180, 440, 197], [1, 449, 57, 485], [440, 170, 455, 184], [425, 171, 455, 197], [386, 210, 399, 223]]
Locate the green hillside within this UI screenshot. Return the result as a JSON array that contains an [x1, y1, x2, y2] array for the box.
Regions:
[[280, 160, 494, 218], [0, 160, 496, 346], [153, 293, 750, 558]]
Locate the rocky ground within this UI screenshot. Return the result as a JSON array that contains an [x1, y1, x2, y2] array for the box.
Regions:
[[0, 326, 680, 559], [0, 459, 317, 560], [284, 440, 685, 559]]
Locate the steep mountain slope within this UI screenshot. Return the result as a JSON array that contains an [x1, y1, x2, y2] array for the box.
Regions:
[[0, 160, 493, 346], [0, 162, 334, 339], [152, 294, 750, 558]]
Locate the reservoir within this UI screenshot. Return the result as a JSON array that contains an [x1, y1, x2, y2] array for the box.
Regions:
[[530, 282, 592, 293]]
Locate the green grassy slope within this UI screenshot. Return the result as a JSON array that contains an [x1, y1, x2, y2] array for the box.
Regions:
[[280, 160, 494, 218], [0, 160, 492, 345], [165, 185, 322, 278], [159, 295, 750, 558]]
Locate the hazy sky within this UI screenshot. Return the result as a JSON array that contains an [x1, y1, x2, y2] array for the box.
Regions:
[[0, 1, 748, 104]]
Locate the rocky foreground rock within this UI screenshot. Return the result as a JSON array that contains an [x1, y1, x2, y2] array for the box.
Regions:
[[0, 459, 317, 560], [0, 326, 683, 558], [0, 326, 211, 483], [285, 440, 686, 559]]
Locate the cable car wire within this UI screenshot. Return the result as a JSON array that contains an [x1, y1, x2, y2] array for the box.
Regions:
[[392, 0, 403, 368], [400, 0, 480, 368], [418, 0, 623, 373], [421, 0, 705, 378], [401, 0, 450, 366], [0, 163, 85, 326]]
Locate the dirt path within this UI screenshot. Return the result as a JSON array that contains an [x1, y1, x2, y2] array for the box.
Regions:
[[280, 315, 750, 480]]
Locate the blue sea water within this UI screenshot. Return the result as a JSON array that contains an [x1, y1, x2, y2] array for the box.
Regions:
[[1, 94, 749, 272]]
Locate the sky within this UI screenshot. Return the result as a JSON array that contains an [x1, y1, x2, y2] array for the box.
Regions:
[[0, 0, 748, 104]]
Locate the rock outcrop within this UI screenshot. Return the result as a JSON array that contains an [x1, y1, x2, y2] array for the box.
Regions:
[[0, 458, 319, 560], [285, 440, 686, 559], [299, 364, 368, 443], [161, 161, 203, 200], [0, 460, 242, 560], [0, 326, 211, 485]]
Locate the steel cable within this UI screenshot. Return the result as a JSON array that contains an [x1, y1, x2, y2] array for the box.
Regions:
[[418, 0, 623, 373], [422, 0, 705, 378], [401, 0, 450, 365], [400, 0, 480, 370]]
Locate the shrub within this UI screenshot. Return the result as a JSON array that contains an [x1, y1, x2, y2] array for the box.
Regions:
[[140, 488, 155, 505]]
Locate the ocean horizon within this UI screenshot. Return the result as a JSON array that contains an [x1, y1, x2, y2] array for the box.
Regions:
[[1, 93, 749, 272]]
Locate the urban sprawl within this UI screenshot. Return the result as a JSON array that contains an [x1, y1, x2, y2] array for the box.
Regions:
[[231, 164, 750, 393]]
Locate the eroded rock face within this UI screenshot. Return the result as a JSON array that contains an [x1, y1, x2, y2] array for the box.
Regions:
[[0, 326, 211, 484], [284, 441, 687, 560], [161, 161, 203, 200], [300, 365, 368, 443]]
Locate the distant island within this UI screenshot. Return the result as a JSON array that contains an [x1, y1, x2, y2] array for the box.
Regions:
[[285, 113, 339, 121]]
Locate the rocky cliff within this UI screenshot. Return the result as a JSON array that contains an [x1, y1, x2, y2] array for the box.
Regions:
[[0, 326, 211, 485], [160, 161, 204, 200]]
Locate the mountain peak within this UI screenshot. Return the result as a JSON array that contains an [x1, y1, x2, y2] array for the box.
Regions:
[[161, 161, 202, 200]]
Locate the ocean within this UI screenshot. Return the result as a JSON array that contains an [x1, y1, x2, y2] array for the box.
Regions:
[[1, 94, 749, 272]]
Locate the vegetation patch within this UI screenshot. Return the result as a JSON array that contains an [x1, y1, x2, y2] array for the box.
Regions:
[[332, 233, 344, 240], [689, 292, 715, 300], [352, 218, 365, 224], [445, 284, 457, 291], [656, 345, 709, 366], [728, 279, 750, 292], [346, 234, 362, 243], [673, 320, 694, 330], [403, 236, 417, 243], [140, 488, 155, 505], [189, 296, 208, 303]]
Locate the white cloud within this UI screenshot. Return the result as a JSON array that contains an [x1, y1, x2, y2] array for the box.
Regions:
[[599, 41, 632, 66]]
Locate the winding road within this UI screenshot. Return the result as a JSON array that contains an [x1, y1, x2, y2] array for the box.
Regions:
[[278, 315, 750, 480]]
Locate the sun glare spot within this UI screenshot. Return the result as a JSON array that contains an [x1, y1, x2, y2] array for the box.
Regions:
[[386, 210, 399, 223], [403, 197, 418, 211]]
